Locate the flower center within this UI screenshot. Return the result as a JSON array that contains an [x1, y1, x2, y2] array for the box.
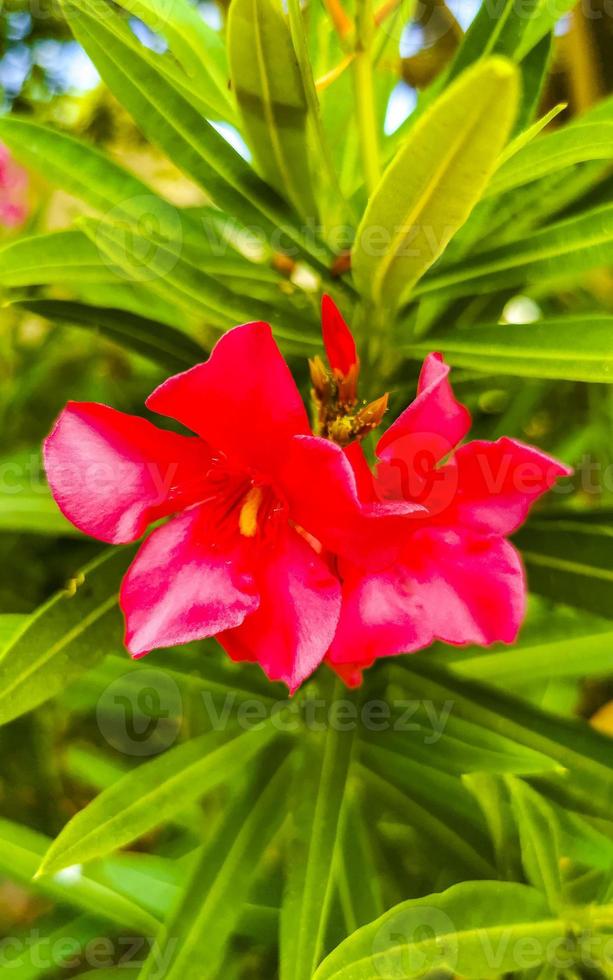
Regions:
[[238, 486, 264, 538], [201, 458, 286, 545]]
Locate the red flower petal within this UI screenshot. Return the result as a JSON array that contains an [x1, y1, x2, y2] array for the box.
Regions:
[[376, 353, 471, 467], [343, 441, 378, 503], [321, 294, 359, 375], [438, 437, 572, 535], [43, 402, 212, 544], [278, 435, 423, 566], [219, 526, 341, 692], [328, 529, 526, 675], [146, 322, 310, 471], [407, 529, 526, 646], [121, 505, 259, 656], [327, 561, 430, 670]]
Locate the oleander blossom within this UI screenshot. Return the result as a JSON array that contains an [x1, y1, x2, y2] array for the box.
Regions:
[[43, 321, 413, 692], [0, 145, 28, 228], [316, 298, 572, 686]]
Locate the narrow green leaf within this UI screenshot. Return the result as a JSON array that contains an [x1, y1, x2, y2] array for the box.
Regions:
[[95, 852, 279, 942], [111, 0, 233, 121], [514, 519, 613, 621], [508, 777, 613, 896], [498, 101, 567, 165], [0, 817, 160, 936], [0, 613, 27, 650], [0, 230, 113, 287], [405, 316, 613, 382], [228, 0, 317, 219], [360, 754, 496, 878], [0, 547, 136, 727], [280, 679, 358, 980], [394, 659, 613, 810], [82, 217, 320, 348], [351, 58, 518, 309], [337, 789, 385, 934], [61, 0, 333, 273], [37, 723, 283, 875], [0, 117, 178, 222], [452, 630, 613, 687], [11, 299, 205, 372], [415, 204, 613, 299], [2, 915, 105, 980], [516, 0, 580, 59], [314, 881, 560, 980], [506, 776, 563, 907], [0, 481, 81, 536], [488, 123, 613, 197], [137, 744, 291, 979], [447, 0, 539, 81], [463, 773, 523, 881]]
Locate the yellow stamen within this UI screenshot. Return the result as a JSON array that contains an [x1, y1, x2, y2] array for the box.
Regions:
[[239, 487, 264, 538]]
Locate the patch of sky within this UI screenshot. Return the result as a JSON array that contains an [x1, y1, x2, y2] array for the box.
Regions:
[[129, 17, 169, 54], [198, 1, 223, 29], [209, 120, 252, 161], [384, 82, 417, 135]]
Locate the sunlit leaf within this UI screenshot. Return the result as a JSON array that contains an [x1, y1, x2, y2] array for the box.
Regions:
[[314, 881, 561, 980], [37, 723, 284, 875], [228, 0, 318, 219], [406, 316, 613, 382], [351, 58, 518, 310], [0, 547, 135, 727]]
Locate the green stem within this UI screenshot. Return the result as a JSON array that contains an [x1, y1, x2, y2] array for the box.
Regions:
[[353, 0, 381, 197]]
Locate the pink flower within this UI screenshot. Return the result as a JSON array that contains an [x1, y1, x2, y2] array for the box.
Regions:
[[44, 322, 409, 692], [319, 300, 571, 685], [0, 144, 28, 228]]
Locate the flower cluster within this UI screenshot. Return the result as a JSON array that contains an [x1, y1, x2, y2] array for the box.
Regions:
[[44, 300, 569, 690], [0, 145, 28, 229]]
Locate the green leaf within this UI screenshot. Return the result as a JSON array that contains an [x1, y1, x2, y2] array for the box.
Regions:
[[507, 777, 613, 897], [0, 547, 135, 727], [0, 230, 113, 287], [11, 299, 205, 372], [314, 880, 561, 980], [0, 481, 81, 536], [360, 754, 496, 878], [488, 123, 613, 198], [0, 817, 160, 936], [2, 915, 105, 980], [499, 102, 567, 166], [516, 0, 580, 60], [451, 629, 613, 687], [351, 58, 519, 310], [415, 204, 613, 299], [111, 0, 233, 121], [228, 0, 317, 220], [447, 0, 538, 81], [0, 613, 27, 650], [0, 117, 180, 223], [61, 0, 333, 273], [514, 518, 613, 620], [137, 744, 291, 979], [405, 316, 613, 382], [94, 852, 279, 942], [463, 773, 523, 881], [336, 789, 385, 934], [37, 723, 283, 875], [82, 217, 320, 348], [394, 659, 613, 810], [280, 678, 358, 980], [506, 777, 563, 907]]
